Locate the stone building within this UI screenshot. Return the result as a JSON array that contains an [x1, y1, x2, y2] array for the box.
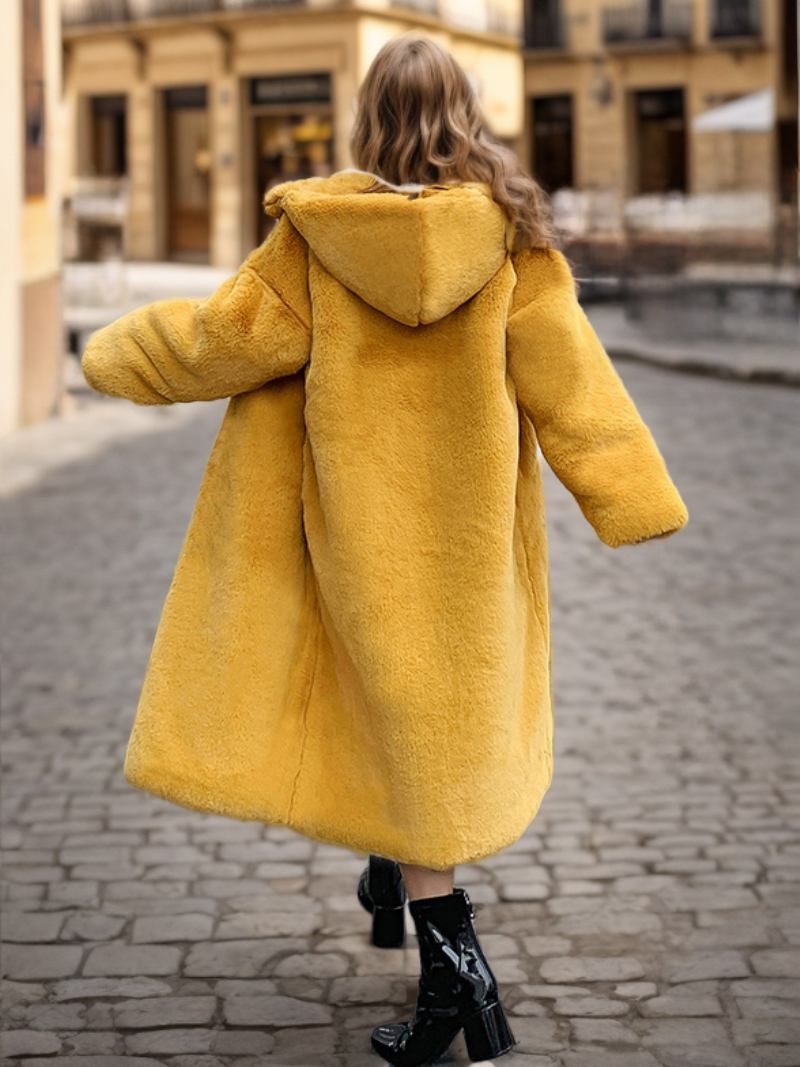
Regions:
[[61, 0, 525, 270], [1, 0, 64, 436], [522, 0, 798, 255]]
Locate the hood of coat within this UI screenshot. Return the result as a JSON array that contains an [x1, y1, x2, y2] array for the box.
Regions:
[[263, 168, 516, 327]]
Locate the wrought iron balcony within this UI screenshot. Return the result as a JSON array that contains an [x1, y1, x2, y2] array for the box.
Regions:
[[602, 0, 693, 45], [388, 0, 439, 15], [710, 0, 761, 38], [524, 1, 567, 48]]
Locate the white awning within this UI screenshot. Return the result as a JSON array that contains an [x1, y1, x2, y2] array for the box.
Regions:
[[692, 88, 774, 133]]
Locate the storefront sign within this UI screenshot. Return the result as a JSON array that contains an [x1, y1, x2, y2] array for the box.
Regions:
[[250, 73, 331, 106]]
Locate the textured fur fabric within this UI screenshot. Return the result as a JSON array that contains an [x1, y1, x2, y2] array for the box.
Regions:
[[81, 169, 688, 869]]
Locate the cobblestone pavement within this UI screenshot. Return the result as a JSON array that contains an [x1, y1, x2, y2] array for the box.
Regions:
[[2, 364, 799, 1067]]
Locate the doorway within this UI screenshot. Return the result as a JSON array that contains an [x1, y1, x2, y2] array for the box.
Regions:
[[530, 94, 574, 193], [632, 88, 687, 194], [163, 86, 210, 262]]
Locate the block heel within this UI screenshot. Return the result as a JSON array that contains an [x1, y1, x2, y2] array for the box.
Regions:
[[462, 1000, 517, 1062], [357, 854, 407, 948], [371, 903, 406, 948]]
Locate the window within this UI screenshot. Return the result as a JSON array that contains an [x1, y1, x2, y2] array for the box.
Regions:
[[22, 0, 45, 199]]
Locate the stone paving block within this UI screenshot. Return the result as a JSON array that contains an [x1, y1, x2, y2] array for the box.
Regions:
[[518, 983, 590, 999], [19, 1000, 87, 1029], [51, 977, 173, 1000], [555, 909, 662, 936], [745, 1047, 800, 1067], [638, 1018, 733, 1047], [1, 944, 83, 979], [499, 882, 551, 901], [639, 994, 723, 1016], [272, 952, 350, 978], [130, 913, 214, 943], [213, 978, 279, 996], [0, 1030, 62, 1057], [1, 910, 66, 942], [732, 980, 800, 999], [615, 982, 658, 999], [505, 1016, 564, 1054], [184, 937, 303, 977], [211, 1029, 275, 1054], [62, 913, 127, 941], [214, 910, 320, 939], [523, 936, 572, 956], [271, 1024, 338, 1056], [737, 998, 800, 1018], [47, 881, 100, 907], [3, 865, 64, 885], [60, 846, 132, 866], [571, 1019, 639, 1043], [733, 1019, 800, 1044], [20, 1059, 165, 1066], [61, 1032, 120, 1055], [662, 950, 751, 982], [655, 1048, 746, 1067], [553, 995, 629, 1016], [103, 896, 218, 917], [223, 993, 333, 1026], [560, 1051, 661, 1067], [540, 956, 646, 982], [83, 944, 182, 976], [125, 1028, 217, 1054], [329, 976, 407, 1005], [492, 957, 529, 982], [104, 880, 189, 900], [111, 995, 216, 1028], [659, 887, 760, 911], [751, 950, 800, 978]]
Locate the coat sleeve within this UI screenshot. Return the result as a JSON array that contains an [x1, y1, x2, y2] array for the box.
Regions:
[[81, 215, 312, 405], [507, 247, 689, 548]]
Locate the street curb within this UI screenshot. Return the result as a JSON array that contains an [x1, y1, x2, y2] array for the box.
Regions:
[[608, 346, 800, 388]]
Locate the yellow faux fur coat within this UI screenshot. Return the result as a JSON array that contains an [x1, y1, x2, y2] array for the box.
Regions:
[[81, 168, 688, 870]]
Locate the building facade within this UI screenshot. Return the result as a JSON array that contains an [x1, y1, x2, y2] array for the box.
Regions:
[[62, 0, 525, 270], [1, 0, 64, 436], [522, 0, 798, 254]]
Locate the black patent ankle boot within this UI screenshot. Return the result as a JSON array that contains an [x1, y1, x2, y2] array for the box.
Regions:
[[357, 854, 407, 948], [371, 887, 516, 1065]]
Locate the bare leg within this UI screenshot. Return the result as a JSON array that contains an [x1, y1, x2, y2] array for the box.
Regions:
[[399, 862, 454, 901]]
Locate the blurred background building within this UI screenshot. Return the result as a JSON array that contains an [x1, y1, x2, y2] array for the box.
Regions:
[[523, 0, 798, 268], [1, 0, 63, 436], [1, 0, 797, 436], [60, 0, 524, 268]]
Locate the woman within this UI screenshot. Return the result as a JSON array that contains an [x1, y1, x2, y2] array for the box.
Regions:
[[81, 34, 688, 1067]]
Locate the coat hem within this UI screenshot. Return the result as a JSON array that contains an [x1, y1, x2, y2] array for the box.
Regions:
[[123, 760, 552, 871]]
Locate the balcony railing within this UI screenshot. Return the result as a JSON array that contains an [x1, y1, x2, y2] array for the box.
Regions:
[[388, 0, 439, 15], [62, 0, 306, 27], [524, 2, 567, 48], [602, 0, 693, 45], [710, 0, 761, 38]]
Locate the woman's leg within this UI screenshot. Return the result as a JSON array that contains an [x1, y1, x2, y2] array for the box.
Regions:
[[398, 862, 454, 900]]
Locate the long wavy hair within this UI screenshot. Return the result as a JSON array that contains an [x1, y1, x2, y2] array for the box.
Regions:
[[348, 34, 558, 253]]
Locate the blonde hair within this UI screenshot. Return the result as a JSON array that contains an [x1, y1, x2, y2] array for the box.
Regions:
[[349, 34, 558, 253]]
